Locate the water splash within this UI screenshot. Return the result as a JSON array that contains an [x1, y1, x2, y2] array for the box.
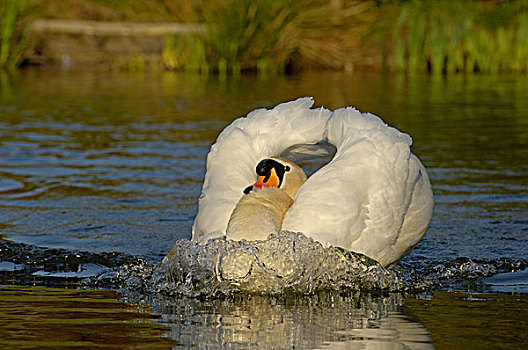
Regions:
[[160, 231, 403, 296], [396, 256, 528, 293], [0, 240, 143, 287], [1, 232, 526, 297]]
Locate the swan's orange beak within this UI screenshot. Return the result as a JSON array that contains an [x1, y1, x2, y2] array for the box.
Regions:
[[253, 168, 280, 189]]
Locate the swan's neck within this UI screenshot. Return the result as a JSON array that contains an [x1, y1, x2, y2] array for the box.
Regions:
[[226, 188, 293, 241]]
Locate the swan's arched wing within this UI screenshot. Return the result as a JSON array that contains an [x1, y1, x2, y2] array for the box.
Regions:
[[388, 154, 434, 266], [282, 107, 434, 266], [192, 97, 332, 241]]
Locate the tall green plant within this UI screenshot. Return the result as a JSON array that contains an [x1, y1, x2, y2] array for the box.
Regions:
[[382, 0, 528, 74], [162, 34, 209, 73], [161, 0, 369, 74], [201, 0, 303, 73], [0, 0, 25, 70]]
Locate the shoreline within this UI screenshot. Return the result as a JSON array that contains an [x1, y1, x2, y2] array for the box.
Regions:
[[22, 19, 380, 72], [3, 1, 528, 74]]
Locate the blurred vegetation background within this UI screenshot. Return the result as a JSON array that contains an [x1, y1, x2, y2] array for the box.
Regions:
[[1, 0, 527, 74]]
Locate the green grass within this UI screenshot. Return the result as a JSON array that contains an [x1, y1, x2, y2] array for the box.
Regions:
[[162, 34, 209, 73], [380, 0, 528, 74], [3, 0, 528, 74], [160, 0, 369, 74]]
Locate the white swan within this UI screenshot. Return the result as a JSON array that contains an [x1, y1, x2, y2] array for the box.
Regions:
[[191, 97, 434, 267]]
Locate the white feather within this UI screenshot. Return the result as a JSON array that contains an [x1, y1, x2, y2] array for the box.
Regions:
[[192, 98, 434, 267], [192, 97, 332, 241]]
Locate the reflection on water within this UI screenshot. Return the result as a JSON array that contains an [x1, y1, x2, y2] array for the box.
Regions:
[[404, 292, 528, 349], [0, 284, 433, 349], [154, 292, 434, 349], [1, 68, 528, 348], [2, 283, 528, 349], [0, 285, 175, 349]]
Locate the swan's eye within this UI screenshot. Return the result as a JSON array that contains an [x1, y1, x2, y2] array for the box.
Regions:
[[285, 166, 290, 172]]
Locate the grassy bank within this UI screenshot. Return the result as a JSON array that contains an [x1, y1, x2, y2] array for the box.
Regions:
[[160, 0, 372, 74], [380, 0, 528, 74], [3, 0, 528, 74]]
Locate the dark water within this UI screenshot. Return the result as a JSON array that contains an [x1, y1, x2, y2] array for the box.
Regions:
[[1, 68, 527, 348], [0, 285, 176, 349]]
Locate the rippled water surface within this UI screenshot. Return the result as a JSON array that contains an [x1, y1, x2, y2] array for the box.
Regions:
[[1, 68, 527, 348]]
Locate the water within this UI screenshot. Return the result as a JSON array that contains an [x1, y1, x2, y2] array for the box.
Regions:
[[1, 68, 527, 348], [0, 285, 176, 349]]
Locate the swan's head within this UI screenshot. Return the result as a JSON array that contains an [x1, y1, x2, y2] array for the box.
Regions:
[[244, 157, 307, 199]]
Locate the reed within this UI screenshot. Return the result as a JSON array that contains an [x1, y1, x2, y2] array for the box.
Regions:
[[381, 0, 528, 74], [7, 0, 528, 74], [0, 0, 25, 70], [162, 34, 209, 73], [160, 0, 370, 74]]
